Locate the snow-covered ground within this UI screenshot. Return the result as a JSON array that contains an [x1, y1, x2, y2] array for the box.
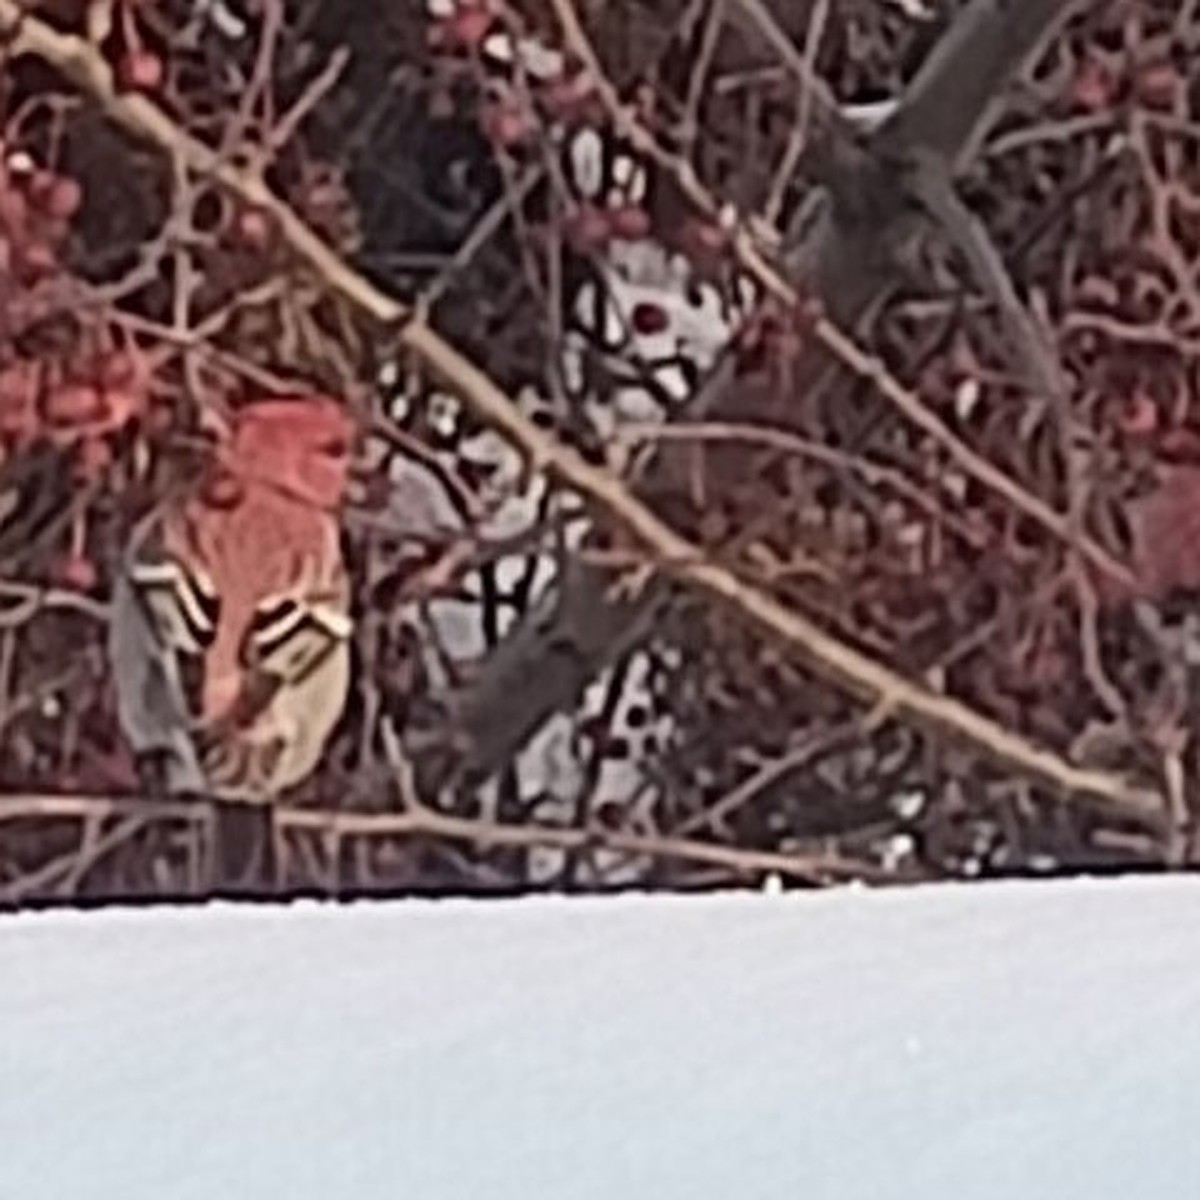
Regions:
[[3, 877, 1199, 1199]]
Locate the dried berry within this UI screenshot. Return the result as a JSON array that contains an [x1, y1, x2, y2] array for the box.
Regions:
[[563, 204, 612, 253], [1069, 57, 1116, 112], [44, 384, 106, 428], [479, 97, 533, 149], [539, 73, 604, 125], [1134, 61, 1179, 111], [427, 6, 494, 53], [17, 240, 57, 281], [631, 301, 669, 336], [607, 204, 652, 241], [230, 206, 273, 251], [55, 550, 98, 592], [45, 176, 83, 221], [115, 50, 164, 94]]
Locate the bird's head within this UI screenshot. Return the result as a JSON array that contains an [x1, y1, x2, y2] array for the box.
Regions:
[[222, 394, 356, 511]]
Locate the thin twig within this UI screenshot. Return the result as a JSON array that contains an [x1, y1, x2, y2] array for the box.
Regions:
[[0, 3, 1163, 830], [543, 0, 1131, 589], [762, 0, 830, 225], [0, 790, 901, 889], [615, 419, 990, 549], [276, 803, 899, 885]]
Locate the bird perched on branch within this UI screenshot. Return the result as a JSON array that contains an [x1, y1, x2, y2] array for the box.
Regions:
[[108, 394, 355, 888]]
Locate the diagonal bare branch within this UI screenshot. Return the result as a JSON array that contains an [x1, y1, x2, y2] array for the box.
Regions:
[[0, 0, 1163, 833], [433, 0, 1110, 781]]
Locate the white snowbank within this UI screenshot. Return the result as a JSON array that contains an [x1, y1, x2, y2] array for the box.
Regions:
[[3, 877, 1199, 1199]]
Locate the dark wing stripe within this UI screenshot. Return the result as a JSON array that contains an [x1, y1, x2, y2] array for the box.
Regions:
[[129, 559, 220, 654], [176, 567, 220, 641], [249, 597, 305, 656], [248, 598, 351, 683]]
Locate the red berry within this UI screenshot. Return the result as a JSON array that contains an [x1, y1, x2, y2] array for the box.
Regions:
[[1117, 393, 1158, 437], [1135, 61, 1179, 111], [677, 217, 730, 263], [45, 176, 83, 220], [631, 301, 669, 335], [428, 8, 494, 52], [74, 436, 114, 478], [479, 99, 533, 149], [231, 206, 273, 250], [26, 169, 57, 208], [0, 361, 40, 441], [607, 204, 652, 241], [99, 387, 144, 431], [563, 204, 611, 253], [0, 186, 28, 231], [98, 349, 139, 389], [18, 239, 57, 281], [44, 384, 106, 428], [55, 551, 98, 592], [539, 73, 604, 125], [116, 50, 164, 94], [1070, 58, 1115, 113]]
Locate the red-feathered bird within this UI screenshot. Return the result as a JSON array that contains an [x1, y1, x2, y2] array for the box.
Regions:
[[108, 395, 355, 885]]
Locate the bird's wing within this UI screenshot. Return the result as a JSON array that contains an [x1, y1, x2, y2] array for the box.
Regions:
[[107, 519, 218, 794], [192, 584, 352, 797], [237, 520, 352, 695], [244, 590, 353, 692], [124, 540, 221, 662]]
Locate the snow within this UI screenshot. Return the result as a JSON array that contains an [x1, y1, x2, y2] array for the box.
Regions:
[[3, 877, 1200, 1198]]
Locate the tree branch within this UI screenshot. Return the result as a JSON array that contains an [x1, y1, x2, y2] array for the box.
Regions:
[[0, 792, 902, 895], [874, 0, 1081, 171], [426, 0, 1106, 781], [0, 0, 1163, 834]]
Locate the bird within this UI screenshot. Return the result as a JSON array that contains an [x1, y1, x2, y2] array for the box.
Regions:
[[108, 394, 356, 890]]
